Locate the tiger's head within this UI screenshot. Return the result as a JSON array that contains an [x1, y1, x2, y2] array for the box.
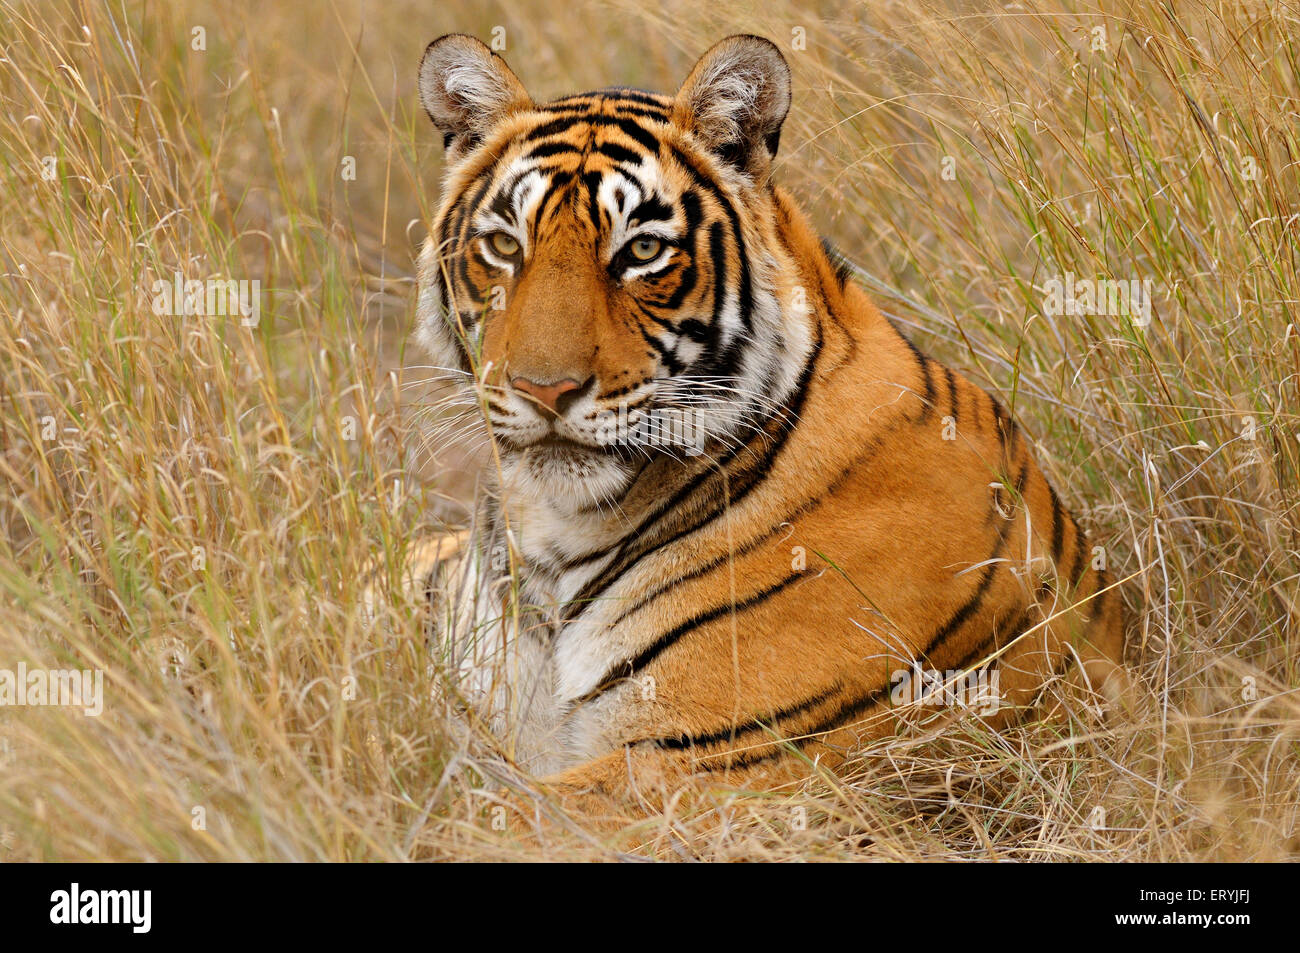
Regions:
[[415, 34, 817, 506]]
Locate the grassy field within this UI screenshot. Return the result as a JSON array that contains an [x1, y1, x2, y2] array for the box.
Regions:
[[0, 0, 1297, 860]]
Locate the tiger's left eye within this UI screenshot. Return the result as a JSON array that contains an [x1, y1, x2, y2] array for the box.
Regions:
[[627, 236, 663, 262], [488, 232, 520, 257]]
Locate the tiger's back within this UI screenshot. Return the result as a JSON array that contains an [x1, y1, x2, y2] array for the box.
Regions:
[[410, 33, 1126, 811]]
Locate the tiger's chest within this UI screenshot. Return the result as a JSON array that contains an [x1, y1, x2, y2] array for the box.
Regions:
[[501, 490, 676, 685]]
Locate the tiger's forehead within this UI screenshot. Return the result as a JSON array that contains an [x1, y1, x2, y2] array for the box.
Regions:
[[471, 90, 693, 239], [540, 88, 673, 117], [501, 89, 676, 171]]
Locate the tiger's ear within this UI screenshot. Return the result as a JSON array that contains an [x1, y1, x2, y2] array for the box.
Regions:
[[672, 35, 791, 179], [418, 34, 532, 155]]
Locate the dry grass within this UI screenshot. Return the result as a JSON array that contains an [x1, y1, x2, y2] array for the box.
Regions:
[[0, 0, 1297, 861]]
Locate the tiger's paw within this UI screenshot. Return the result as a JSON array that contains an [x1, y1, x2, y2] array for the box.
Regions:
[[360, 530, 470, 625]]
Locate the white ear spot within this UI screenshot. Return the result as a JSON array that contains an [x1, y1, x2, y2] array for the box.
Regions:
[[673, 35, 792, 175], [418, 33, 531, 150]]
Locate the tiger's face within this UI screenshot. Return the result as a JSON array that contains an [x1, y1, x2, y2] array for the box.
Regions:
[[416, 34, 803, 506]]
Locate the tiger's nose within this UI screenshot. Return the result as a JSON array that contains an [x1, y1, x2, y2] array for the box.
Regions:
[[510, 376, 587, 416]]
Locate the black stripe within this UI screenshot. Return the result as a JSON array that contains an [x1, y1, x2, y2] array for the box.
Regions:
[[660, 193, 702, 309], [792, 683, 892, 749], [950, 608, 1033, 673], [580, 170, 605, 234], [602, 103, 672, 121], [548, 88, 671, 109], [645, 310, 710, 344], [486, 166, 531, 221], [990, 394, 1017, 455], [571, 570, 804, 706], [534, 170, 574, 228], [637, 325, 682, 375], [598, 141, 646, 166], [1091, 568, 1112, 610], [437, 166, 507, 372], [696, 742, 789, 771], [526, 114, 661, 154], [640, 682, 842, 751], [594, 88, 672, 108], [628, 195, 675, 226], [819, 236, 853, 286], [521, 141, 578, 160], [1047, 481, 1065, 564], [536, 102, 669, 123], [524, 139, 651, 169], [454, 252, 475, 306], [1067, 514, 1088, 587], [707, 220, 728, 360], [898, 334, 934, 416], [433, 199, 475, 372], [668, 145, 754, 342]]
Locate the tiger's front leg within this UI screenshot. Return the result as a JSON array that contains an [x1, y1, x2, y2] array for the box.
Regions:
[[366, 528, 561, 770], [517, 746, 697, 827], [507, 746, 822, 839]]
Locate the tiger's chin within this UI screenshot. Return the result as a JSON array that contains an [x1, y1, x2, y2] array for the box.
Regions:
[[499, 438, 637, 509]]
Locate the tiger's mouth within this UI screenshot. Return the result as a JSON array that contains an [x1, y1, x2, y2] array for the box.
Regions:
[[501, 424, 622, 458], [527, 432, 599, 458], [487, 387, 721, 469], [503, 423, 644, 504], [495, 411, 626, 453]]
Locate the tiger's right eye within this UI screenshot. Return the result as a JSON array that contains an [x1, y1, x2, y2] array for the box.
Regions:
[[488, 232, 520, 257]]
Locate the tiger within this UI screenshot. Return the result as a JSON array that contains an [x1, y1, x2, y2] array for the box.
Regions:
[[405, 32, 1127, 818]]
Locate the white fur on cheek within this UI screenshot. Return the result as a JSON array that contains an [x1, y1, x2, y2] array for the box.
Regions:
[[414, 239, 466, 373]]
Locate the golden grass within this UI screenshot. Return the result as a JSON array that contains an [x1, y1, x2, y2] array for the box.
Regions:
[[0, 0, 1297, 860]]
